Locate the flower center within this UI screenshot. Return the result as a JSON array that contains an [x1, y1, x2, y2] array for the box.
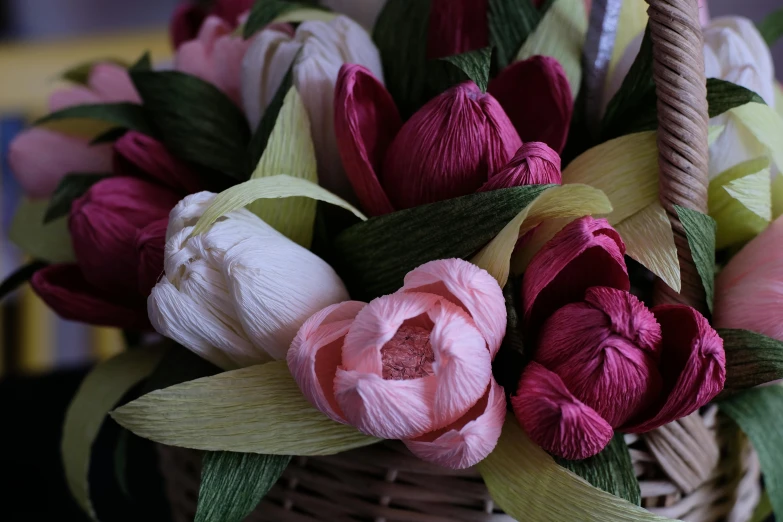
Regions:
[[381, 325, 435, 380]]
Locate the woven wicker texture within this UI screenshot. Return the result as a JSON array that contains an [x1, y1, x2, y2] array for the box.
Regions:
[[157, 0, 763, 520]]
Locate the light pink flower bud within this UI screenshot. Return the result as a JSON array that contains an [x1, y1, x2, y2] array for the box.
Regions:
[[288, 259, 506, 469]]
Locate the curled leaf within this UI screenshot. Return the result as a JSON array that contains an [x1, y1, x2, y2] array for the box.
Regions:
[[10, 199, 76, 263], [730, 103, 783, 171]]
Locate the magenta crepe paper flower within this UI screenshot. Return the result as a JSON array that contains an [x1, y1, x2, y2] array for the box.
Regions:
[[714, 216, 783, 341], [288, 259, 507, 469], [334, 62, 569, 216], [32, 131, 200, 329], [170, 0, 254, 49], [8, 63, 140, 199], [512, 216, 726, 460]]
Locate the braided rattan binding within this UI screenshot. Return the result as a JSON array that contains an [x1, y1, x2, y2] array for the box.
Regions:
[[157, 0, 762, 520]]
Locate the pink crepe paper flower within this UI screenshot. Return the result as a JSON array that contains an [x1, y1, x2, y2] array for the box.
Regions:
[[714, 216, 783, 340], [478, 142, 562, 192], [334, 64, 568, 216], [288, 259, 507, 469], [170, 0, 255, 48], [175, 15, 253, 107], [8, 63, 140, 199], [512, 217, 726, 460]]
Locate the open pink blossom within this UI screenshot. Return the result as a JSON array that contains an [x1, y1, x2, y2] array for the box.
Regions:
[[288, 259, 506, 469], [334, 64, 567, 216], [714, 215, 783, 340], [170, 0, 254, 48], [512, 217, 726, 460], [8, 63, 139, 198]]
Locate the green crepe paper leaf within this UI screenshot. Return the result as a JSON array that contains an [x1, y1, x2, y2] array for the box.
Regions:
[[757, 7, 783, 46], [44, 173, 111, 224], [675, 206, 717, 313], [10, 199, 76, 263], [129, 51, 152, 72], [705, 79, 766, 115], [111, 360, 379, 455], [333, 185, 550, 300], [196, 452, 291, 522], [244, 0, 320, 38], [721, 385, 783, 521], [440, 47, 493, 93], [248, 57, 295, 170], [190, 175, 366, 239], [373, 0, 431, 119], [556, 434, 641, 506], [247, 88, 319, 247], [130, 70, 251, 181], [488, 0, 541, 69], [61, 58, 129, 85], [35, 103, 155, 137], [717, 329, 783, 398], [751, 491, 773, 522], [0, 260, 48, 302], [478, 415, 676, 521], [62, 346, 166, 520], [89, 127, 128, 145]]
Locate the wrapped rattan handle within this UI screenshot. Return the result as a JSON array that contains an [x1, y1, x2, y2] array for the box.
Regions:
[[646, 0, 710, 312]]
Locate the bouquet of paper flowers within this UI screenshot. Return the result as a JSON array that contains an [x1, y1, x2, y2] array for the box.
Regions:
[[4, 0, 783, 520]]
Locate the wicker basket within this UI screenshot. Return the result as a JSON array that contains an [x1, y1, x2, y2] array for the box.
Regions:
[[158, 0, 763, 520]]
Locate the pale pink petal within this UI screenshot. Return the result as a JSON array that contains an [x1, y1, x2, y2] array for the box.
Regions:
[[522, 216, 629, 335], [334, 368, 437, 439], [342, 292, 441, 375], [8, 128, 113, 199], [715, 216, 783, 295], [402, 258, 506, 358], [287, 301, 367, 423], [212, 34, 253, 106], [622, 305, 726, 433], [512, 362, 614, 460], [404, 379, 505, 469], [175, 16, 234, 89], [428, 300, 492, 428], [334, 64, 399, 216], [87, 63, 141, 104], [49, 87, 103, 112], [170, 2, 208, 49]]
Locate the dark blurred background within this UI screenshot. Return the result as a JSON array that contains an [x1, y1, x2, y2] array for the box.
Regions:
[[0, 0, 780, 521]]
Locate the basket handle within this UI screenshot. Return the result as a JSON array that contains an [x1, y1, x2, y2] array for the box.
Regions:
[[646, 0, 710, 312]]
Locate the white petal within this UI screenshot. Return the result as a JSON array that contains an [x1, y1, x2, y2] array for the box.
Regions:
[[708, 114, 767, 178]]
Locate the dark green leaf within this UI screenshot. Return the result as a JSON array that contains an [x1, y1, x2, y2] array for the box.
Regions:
[[721, 386, 783, 520], [36, 103, 155, 137], [333, 185, 551, 300], [0, 260, 47, 302], [373, 0, 432, 119], [44, 173, 111, 223], [675, 206, 717, 313], [600, 25, 654, 140], [244, 0, 321, 38], [556, 434, 641, 505], [195, 452, 291, 522], [488, 0, 541, 69], [61, 59, 128, 85], [440, 47, 493, 93], [758, 7, 783, 46], [89, 127, 128, 145], [706, 78, 767, 116], [129, 51, 152, 73], [247, 58, 295, 170], [718, 329, 783, 398], [131, 71, 251, 181]]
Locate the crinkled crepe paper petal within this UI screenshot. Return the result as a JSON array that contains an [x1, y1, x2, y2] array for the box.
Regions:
[[247, 87, 319, 247], [471, 184, 612, 287], [516, 0, 587, 100], [10, 199, 76, 263], [272, 8, 338, 24], [562, 131, 658, 225], [708, 157, 771, 249], [730, 103, 783, 171], [478, 416, 678, 522], [190, 175, 366, 238], [510, 216, 574, 274], [63, 346, 165, 520], [616, 203, 680, 293], [111, 360, 379, 455]]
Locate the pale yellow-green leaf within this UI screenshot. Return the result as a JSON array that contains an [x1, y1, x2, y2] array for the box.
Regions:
[[111, 360, 379, 455], [190, 175, 367, 238], [510, 216, 575, 274], [709, 157, 772, 249], [562, 131, 659, 225], [10, 198, 76, 263], [708, 124, 726, 146], [516, 0, 587, 100], [731, 102, 783, 172], [272, 8, 338, 24], [471, 184, 612, 287], [750, 491, 773, 522], [615, 203, 680, 293], [607, 0, 647, 83], [248, 87, 319, 247], [478, 416, 678, 522], [63, 346, 164, 520], [772, 172, 783, 219]]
